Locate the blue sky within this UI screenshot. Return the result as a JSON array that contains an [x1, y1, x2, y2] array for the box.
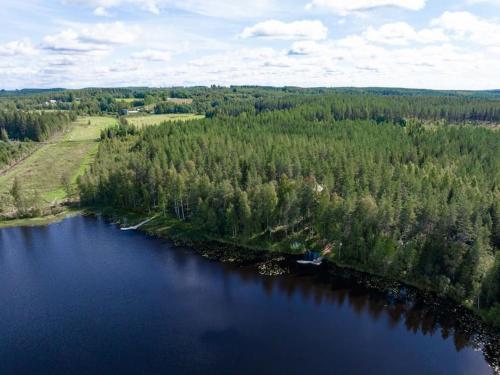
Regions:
[[1, 0, 499, 89]]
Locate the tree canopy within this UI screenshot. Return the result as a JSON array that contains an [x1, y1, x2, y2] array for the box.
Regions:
[[78, 91, 500, 319]]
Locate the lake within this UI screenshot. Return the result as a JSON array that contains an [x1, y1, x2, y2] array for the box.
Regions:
[[0, 215, 495, 374]]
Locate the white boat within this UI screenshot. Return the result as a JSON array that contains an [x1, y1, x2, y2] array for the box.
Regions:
[[297, 257, 323, 266]]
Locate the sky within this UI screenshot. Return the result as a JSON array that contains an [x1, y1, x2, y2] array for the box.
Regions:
[[1, 0, 500, 90]]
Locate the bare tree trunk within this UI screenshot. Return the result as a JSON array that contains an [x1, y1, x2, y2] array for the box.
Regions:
[[180, 196, 185, 220]]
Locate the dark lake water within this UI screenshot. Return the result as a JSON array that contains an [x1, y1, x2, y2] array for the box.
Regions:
[[0, 216, 495, 374]]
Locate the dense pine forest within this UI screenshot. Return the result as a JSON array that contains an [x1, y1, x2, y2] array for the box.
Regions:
[[0, 111, 75, 141], [74, 88, 500, 325]]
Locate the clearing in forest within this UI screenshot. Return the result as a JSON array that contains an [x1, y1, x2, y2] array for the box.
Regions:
[[126, 113, 204, 128], [0, 116, 117, 211]]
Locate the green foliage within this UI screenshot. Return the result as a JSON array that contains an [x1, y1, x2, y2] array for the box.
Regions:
[[154, 102, 192, 114], [0, 110, 75, 141], [100, 117, 137, 139], [3, 86, 500, 122], [0, 140, 35, 169], [61, 172, 74, 198], [482, 252, 500, 308], [483, 304, 500, 326], [9, 177, 43, 218], [78, 91, 499, 311]]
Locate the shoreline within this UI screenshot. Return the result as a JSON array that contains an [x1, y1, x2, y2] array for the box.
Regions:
[[91, 208, 500, 373], [0, 207, 82, 229], [2, 208, 499, 372]]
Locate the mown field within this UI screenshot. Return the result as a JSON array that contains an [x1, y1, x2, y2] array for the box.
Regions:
[[0, 116, 116, 214], [115, 98, 139, 103], [116, 97, 192, 104], [165, 98, 193, 104], [126, 114, 204, 128]]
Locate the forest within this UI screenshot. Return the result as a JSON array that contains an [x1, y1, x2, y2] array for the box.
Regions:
[[0, 110, 76, 141], [1, 86, 499, 324], [154, 102, 193, 114], [2, 86, 500, 121], [75, 89, 500, 325]]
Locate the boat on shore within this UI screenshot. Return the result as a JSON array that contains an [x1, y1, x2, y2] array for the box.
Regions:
[[296, 245, 332, 266], [297, 257, 323, 266]]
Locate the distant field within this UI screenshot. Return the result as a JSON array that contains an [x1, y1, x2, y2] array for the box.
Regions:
[[28, 109, 66, 113], [0, 116, 116, 211], [67, 116, 117, 141], [166, 98, 193, 104], [115, 98, 142, 103], [126, 114, 204, 128]]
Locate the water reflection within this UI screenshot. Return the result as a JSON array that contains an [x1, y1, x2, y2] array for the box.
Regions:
[[0, 215, 496, 375], [212, 250, 497, 364]]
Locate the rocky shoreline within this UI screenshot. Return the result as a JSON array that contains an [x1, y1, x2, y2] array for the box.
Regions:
[[187, 240, 500, 374]]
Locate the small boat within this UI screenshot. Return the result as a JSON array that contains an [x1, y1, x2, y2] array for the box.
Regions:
[[297, 256, 323, 266]]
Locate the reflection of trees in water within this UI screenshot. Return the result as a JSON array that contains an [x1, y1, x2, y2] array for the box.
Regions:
[[227, 260, 496, 360], [212, 252, 498, 371]]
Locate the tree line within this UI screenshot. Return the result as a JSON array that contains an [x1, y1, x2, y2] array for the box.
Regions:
[[3, 86, 500, 123], [203, 92, 500, 123], [0, 110, 76, 141], [154, 102, 193, 114]]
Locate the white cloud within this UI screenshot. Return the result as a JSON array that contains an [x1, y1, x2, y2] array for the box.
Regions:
[[362, 22, 448, 45], [467, 0, 500, 4], [241, 20, 327, 40], [176, 41, 498, 89], [0, 39, 37, 56], [42, 22, 139, 54], [132, 49, 171, 62], [93, 6, 109, 16], [288, 41, 324, 55], [65, 0, 275, 17], [2, 37, 500, 90], [42, 30, 109, 53], [431, 11, 500, 46], [306, 0, 427, 13], [66, 0, 160, 14], [78, 22, 139, 45], [3, 6, 500, 90]]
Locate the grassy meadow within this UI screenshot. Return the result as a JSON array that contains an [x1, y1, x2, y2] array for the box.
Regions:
[[126, 113, 204, 128], [0, 116, 116, 215], [165, 98, 193, 104], [115, 98, 139, 103]]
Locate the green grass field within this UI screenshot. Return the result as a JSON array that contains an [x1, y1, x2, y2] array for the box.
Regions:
[[115, 98, 141, 103], [166, 98, 193, 104], [126, 114, 204, 128], [0, 116, 116, 212]]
